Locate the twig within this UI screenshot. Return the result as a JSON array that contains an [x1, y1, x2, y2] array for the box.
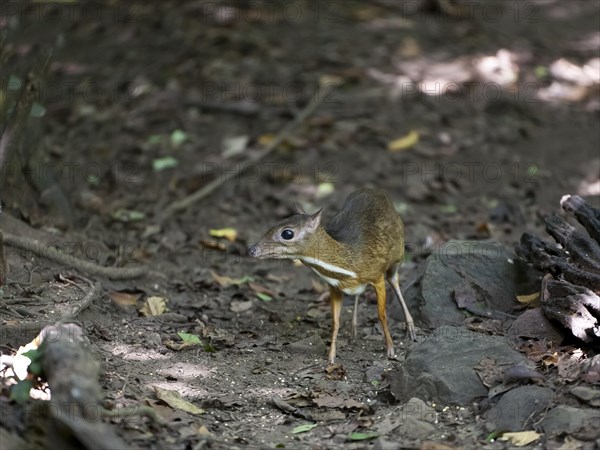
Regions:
[[161, 86, 331, 220], [3, 232, 147, 280], [60, 282, 102, 322]]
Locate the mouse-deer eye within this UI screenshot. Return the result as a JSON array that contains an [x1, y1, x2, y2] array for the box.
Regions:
[[281, 229, 294, 240]]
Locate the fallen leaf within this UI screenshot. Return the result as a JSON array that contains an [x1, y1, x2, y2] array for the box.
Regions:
[[178, 332, 202, 345], [209, 228, 237, 241], [347, 432, 378, 441], [248, 282, 275, 296], [112, 209, 146, 222], [291, 423, 317, 434], [316, 182, 335, 198], [230, 300, 253, 313], [325, 363, 346, 380], [499, 431, 541, 446], [258, 133, 275, 146], [199, 240, 227, 252], [222, 135, 249, 158], [153, 156, 178, 172], [140, 296, 168, 317], [387, 130, 419, 152], [210, 271, 253, 288], [154, 386, 204, 415], [109, 291, 142, 307], [256, 292, 273, 302], [517, 292, 539, 305], [170, 129, 187, 148]]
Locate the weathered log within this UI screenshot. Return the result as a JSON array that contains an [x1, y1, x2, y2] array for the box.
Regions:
[[544, 214, 600, 274], [516, 195, 600, 343], [542, 279, 600, 342], [38, 324, 131, 450], [561, 195, 600, 244]]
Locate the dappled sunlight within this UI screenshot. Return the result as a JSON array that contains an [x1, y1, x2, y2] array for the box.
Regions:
[[109, 343, 171, 362], [155, 361, 216, 380], [150, 381, 210, 399]]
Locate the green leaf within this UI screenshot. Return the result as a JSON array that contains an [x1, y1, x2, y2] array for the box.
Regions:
[[30, 103, 46, 118], [87, 174, 100, 185], [203, 342, 217, 353], [10, 380, 33, 404], [170, 129, 187, 148], [177, 332, 202, 345], [256, 292, 272, 302], [527, 164, 538, 177], [146, 134, 163, 146], [112, 209, 146, 222], [439, 204, 457, 214], [347, 432, 378, 441], [370, 380, 379, 387], [153, 156, 179, 172], [534, 65, 549, 78], [291, 423, 317, 434], [7, 75, 21, 91]]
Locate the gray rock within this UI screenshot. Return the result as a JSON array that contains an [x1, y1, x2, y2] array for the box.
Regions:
[[397, 416, 436, 440], [570, 386, 600, 407], [485, 386, 554, 431], [285, 334, 327, 356], [399, 241, 518, 327], [402, 397, 437, 424], [363, 366, 385, 383], [387, 326, 529, 405], [541, 406, 600, 440], [507, 308, 565, 344]]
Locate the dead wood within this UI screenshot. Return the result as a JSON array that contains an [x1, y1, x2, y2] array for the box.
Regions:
[[38, 324, 132, 450], [516, 195, 600, 343]]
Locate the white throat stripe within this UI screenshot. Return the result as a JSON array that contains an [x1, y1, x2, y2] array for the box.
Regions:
[[301, 257, 357, 278]]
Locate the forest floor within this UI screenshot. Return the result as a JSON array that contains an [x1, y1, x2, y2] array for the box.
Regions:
[[1, 1, 599, 449]]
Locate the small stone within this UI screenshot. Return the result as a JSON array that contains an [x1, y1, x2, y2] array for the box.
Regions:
[[398, 416, 435, 440], [363, 366, 385, 383], [570, 386, 600, 407]]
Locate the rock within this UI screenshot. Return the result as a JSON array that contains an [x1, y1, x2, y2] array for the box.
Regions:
[[541, 406, 600, 440], [373, 438, 401, 450], [402, 397, 437, 423], [485, 385, 554, 431], [363, 366, 385, 383], [386, 326, 529, 405], [507, 308, 565, 344], [398, 416, 436, 440], [404, 240, 518, 327], [285, 334, 327, 356], [570, 386, 600, 407]]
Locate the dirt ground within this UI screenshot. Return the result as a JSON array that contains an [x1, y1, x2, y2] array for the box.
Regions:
[[1, 1, 599, 449]]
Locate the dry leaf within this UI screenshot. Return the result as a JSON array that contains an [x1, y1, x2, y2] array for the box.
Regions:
[[516, 292, 539, 305], [499, 431, 541, 446], [210, 271, 252, 288], [140, 296, 167, 317], [258, 133, 275, 146], [109, 291, 142, 307], [154, 386, 205, 415], [387, 130, 419, 152], [248, 282, 275, 297], [209, 228, 237, 241], [199, 240, 227, 252], [230, 300, 253, 313]]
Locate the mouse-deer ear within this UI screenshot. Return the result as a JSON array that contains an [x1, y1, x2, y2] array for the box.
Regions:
[[306, 208, 323, 232], [294, 202, 307, 215]]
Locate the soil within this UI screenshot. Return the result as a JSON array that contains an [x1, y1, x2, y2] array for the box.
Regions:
[[1, 1, 599, 449]]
